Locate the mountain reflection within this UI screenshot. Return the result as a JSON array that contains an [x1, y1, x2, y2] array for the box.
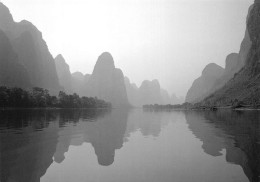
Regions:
[[0, 109, 112, 182], [0, 110, 59, 182], [185, 110, 260, 182], [0, 109, 168, 182]]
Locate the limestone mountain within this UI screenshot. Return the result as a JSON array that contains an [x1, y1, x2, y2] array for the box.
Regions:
[[139, 79, 163, 105], [185, 63, 224, 103], [55, 54, 73, 93], [72, 72, 85, 82], [171, 94, 184, 105], [0, 2, 61, 93], [203, 5, 253, 97], [124, 77, 139, 106], [0, 29, 30, 88], [54, 55, 92, 96], [160, 89, 171, 105], [124, 77, 175, 106], [201, 1, 260, 106], [71, 72, 91, 96], [85, 52, 129, 107], [71, 72, 85, 96]]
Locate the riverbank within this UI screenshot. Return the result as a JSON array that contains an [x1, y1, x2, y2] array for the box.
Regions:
[[0, 107, 112, 111], [143, 103, 260, 111]]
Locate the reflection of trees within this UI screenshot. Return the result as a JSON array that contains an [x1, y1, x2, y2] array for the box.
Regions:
[[0, 108, 169, 181], [185, 110, 260, 182], [0, 110, 59, 182], [0, 109, 112, 181]]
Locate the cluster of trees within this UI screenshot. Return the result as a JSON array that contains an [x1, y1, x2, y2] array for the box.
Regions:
[[0, 86, 112, 108], [143, 103, 194, 110]]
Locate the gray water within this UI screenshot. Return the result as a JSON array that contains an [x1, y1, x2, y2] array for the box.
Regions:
[[0, 109, 259, 182]]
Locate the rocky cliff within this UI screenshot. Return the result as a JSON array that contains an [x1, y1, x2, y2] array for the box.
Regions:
[[201, 2, 260, 106]]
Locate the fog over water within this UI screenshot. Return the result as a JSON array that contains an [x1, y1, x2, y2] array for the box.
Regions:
[[0, 0, 253, 96]]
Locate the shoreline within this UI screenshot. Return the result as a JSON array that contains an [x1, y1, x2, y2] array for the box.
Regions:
[[143, 105, 260, 111], [0, 107, 112, 111]]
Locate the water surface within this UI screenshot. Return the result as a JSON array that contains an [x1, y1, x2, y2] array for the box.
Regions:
[[0, 109, 259, 182]]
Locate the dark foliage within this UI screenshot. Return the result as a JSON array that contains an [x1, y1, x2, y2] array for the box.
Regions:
[[143, 102, 194, 110], [0, 86, 112, 108]]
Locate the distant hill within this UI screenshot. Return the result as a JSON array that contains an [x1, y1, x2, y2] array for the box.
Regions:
[[125, 77, 181, 107], [185, 63, 224, 103], [55, 55, 91, 96], [85, 52, 129, 108], [139, 79, 163, 105], [124, 77, 139, 106], [55, 54, 73, 93]]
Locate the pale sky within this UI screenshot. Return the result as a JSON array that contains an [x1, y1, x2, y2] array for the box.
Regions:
[[0, 0, 253, 97]]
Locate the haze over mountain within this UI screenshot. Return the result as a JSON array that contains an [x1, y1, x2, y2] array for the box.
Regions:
[[186, 63, 224, 103], [1, 1, 257, 108], [1, 0, 252, 97], [186, 1, 260, 106], [55, 54, 73, 93], [0, 29, 30, 88], [54, 53, 181, 107], [201, 1, 260, 106], [71, 72, 90, 96], [125, 77, 183, 107], [85, 52, 129, 107], [0, 2, 61, 93]]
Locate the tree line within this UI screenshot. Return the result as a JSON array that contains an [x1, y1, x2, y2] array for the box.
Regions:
[[0, 86, 112, 108]]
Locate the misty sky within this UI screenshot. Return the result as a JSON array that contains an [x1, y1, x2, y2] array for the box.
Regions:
[[1, 0, 253, 97]]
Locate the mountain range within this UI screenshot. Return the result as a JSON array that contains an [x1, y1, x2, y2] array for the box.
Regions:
[[0, 2, 184, 108], [55, 53, 183, 107]]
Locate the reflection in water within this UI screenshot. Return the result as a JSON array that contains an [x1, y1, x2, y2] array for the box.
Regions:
[[125, 109, 165, 138], [83, 109, 128, 166], [0, 109, 259, 182], [0, 109, 112, 182], [0, 110, 59, 182], [185, 110, 260, 182], [53, 109, 128, 166]]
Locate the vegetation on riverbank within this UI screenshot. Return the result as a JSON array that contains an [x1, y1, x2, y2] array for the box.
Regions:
[[0, 86, 112, 109], [143, 101, 260, 111]]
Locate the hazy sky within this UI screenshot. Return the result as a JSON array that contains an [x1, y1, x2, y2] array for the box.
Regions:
[[1, 0, 253, 97]]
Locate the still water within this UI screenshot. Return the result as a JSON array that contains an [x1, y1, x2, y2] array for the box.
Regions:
[[0, 109, 259, 182]]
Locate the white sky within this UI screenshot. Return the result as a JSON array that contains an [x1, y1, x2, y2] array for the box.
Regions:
[[0, 0, 253, 97]]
